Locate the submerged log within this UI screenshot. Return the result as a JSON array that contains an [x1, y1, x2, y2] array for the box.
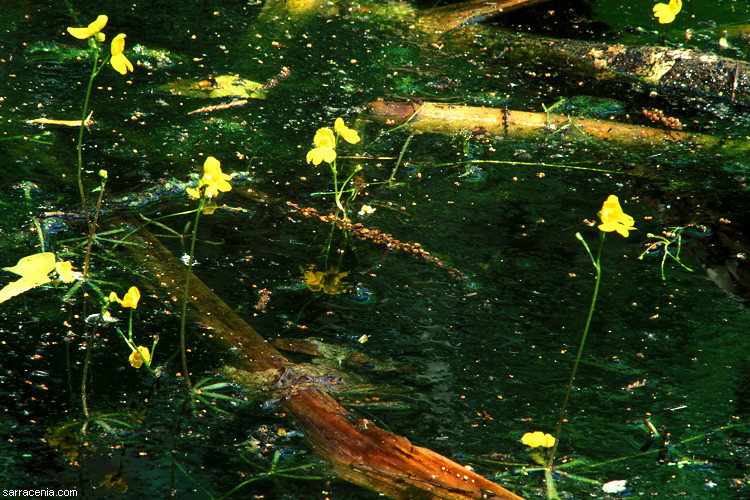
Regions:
[[367, 100, 749, 152], [418, 0, 551, 32], [110, 217, 525, 500], [520, 38, 750, 104]]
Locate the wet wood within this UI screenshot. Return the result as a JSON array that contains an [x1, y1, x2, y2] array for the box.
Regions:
[[109, 217, 526, 500], [419, 0, 551, 32], [367, 100, 749, 152], [519, 38, 750, 104]]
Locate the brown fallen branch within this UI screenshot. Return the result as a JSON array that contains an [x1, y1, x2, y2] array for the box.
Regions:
[[286, 201, 470, 281], [187, 98, 248, 115], [419, 0, 551, 32], [110, 217, 526, 500], [367, 100, 749, 152]]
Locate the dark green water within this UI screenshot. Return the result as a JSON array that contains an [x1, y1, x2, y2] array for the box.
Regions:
[[1, 1, 750, 498]]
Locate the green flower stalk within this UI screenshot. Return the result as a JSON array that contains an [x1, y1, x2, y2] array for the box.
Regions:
[[547, 195, 636, 469]]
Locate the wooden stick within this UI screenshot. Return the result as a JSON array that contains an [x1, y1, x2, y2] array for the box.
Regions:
[[367, 100, 749, 152], [110, 217, 526, 500]]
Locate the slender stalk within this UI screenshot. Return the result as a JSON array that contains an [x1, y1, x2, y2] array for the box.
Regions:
[[547, 232, 605, 468], [179, 197, 205, 390]]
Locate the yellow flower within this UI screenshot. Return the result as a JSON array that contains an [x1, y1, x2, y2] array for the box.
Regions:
[[598, 195, 636, 237], [66, 14, 108, 40], [201, 157, 232, 198], [110, 286, 141, 309], [306, 127, 337, 165], [653, 0, 682, 24], [110, 33, 133, 75], [55, 261, 81, 283], [334, 117, 360, 145], [129, 346, 151, 369], [521, 431, 556, 448], [188, 156, 232, 200], [301, 266, 349, 295]]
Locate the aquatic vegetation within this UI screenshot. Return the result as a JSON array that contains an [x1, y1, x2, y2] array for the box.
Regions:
[[64, 15, 134, 278], [653, 0, 682, 24], [306, 117, 362, 214], [546, 195, 636, 473], [638, 227, 694, 280], [180, 156, 232, 389]]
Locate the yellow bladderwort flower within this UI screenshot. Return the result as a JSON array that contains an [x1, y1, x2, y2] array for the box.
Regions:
[[334, 117, 360, 145], [110, 33, 133, 75], [301, 266, 349, 295], [129, 346, 151, 369], [109, 286, 141, 309], [598, 195, 636, 237], [521, 431, 556, 449], [187, 156, 232, 200], [653, 0, 682, 24], [66, 14, 108, 40], [306, 127, 337, 165]]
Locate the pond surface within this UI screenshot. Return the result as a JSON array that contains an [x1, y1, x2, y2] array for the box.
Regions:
[[1, 0, 750, 498]]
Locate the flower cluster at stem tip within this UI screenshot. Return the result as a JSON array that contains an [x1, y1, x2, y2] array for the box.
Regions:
[[653, 0, 682, 24], [598, 195, 636, 237], [66, 14, 133, 75], [306, 118, 360, 166]]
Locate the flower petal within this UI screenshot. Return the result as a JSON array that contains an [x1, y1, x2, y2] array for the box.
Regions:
[[67, 14, 108, 39]]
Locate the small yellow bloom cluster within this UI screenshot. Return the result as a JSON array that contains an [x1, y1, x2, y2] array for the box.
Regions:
[[109, 286, 141, 309], [66, 14, 133, 75], [186, 156, 232, 199], [653, 0, 682, 24], [598, 195, 636, 238], [521, 431, 556, 448], [306, 118, 360, 166]]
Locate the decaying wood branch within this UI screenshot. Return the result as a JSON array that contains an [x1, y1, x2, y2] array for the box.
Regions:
[[518, 37, 750, 104], [418, 0, 551, 32], [367, 100, 749, 152], [110, 217, 526, 500]]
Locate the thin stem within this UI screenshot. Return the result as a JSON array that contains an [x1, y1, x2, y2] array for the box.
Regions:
[[179, 198, 204, 390], [547, 231, 605, 468]]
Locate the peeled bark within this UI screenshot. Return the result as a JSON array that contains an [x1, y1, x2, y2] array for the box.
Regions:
[[110, 217, 526, 500]]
